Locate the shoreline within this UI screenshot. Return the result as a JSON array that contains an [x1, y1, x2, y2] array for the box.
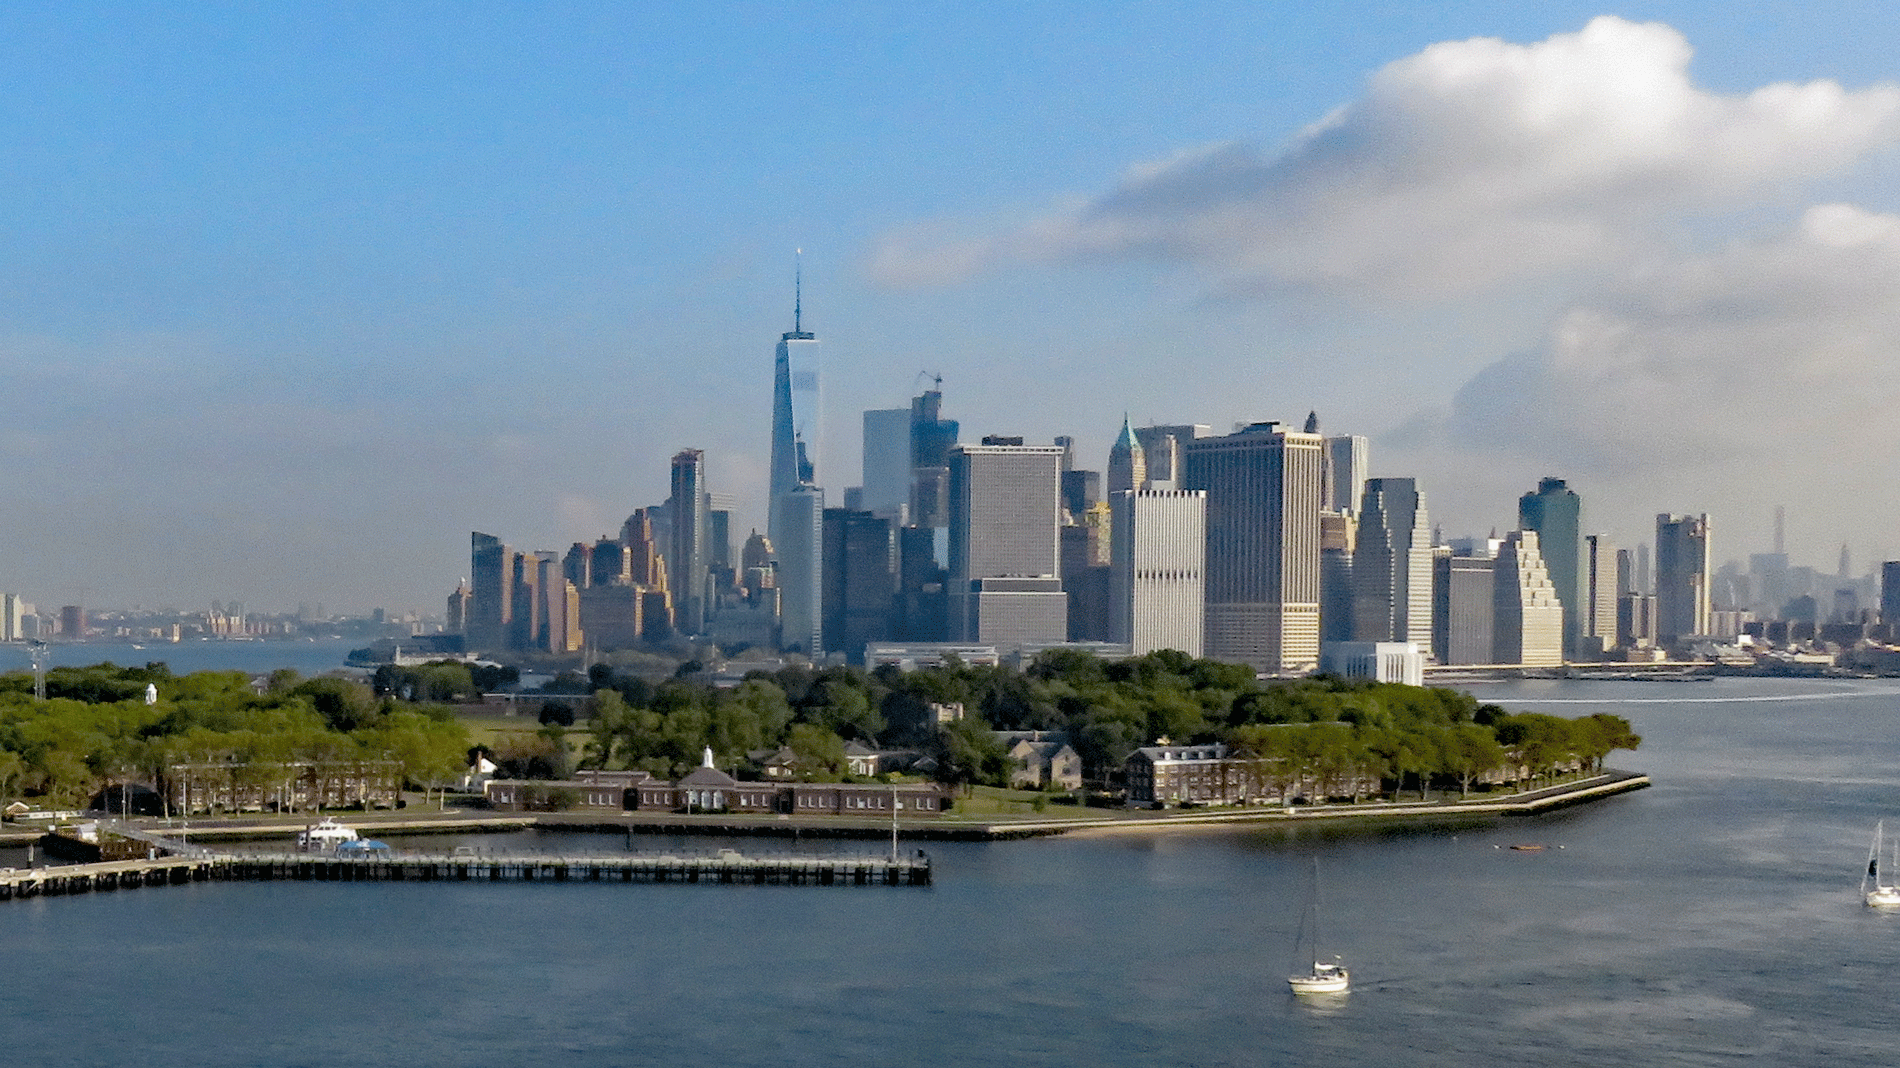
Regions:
[[0, 771, 1648, 847]]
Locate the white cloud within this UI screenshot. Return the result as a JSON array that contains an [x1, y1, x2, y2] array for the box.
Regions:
[[1403, 203, 1900, 552], [869, 17, 1900, 299]]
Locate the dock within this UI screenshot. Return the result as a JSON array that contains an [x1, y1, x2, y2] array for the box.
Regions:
[[0, 842, 930, 902]]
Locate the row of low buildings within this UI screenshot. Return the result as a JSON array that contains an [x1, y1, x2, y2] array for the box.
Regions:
[[481, 754, 956, 816]]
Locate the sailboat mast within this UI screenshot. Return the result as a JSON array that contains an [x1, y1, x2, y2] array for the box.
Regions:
[[1310, 855, 1322, 968], [1867, 820, 1882, 894]]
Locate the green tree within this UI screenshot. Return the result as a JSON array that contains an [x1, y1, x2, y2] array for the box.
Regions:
[[930, 717, 1011, 791], [785, 723, 847, 782]]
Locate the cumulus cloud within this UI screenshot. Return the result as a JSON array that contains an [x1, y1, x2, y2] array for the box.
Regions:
[[1402, 203, 1900, 549], [1444, 203, 1900, 464], [869, 17, 1900, 298]]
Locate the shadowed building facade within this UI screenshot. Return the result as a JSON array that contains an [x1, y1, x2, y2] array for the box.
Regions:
[[1656, 513, 1712, 644], [948, 438, 1066, 647]]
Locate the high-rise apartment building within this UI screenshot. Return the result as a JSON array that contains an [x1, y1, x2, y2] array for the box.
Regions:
[[1493, 530, 1563, 667], [1110, 489, 1206, 657], [1519, 477, 1581, 657], [947, 438, 1066, 646], [1181, 421, 1324, 674], [1352, 478, 1433, 646], [1656, 513, 1712, 643]]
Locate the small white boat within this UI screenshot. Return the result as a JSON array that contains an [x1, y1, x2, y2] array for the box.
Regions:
[[297, 817, 361, 853], [1864, 821, 1900, 908], [1289, 955, 1351, 995], [1288, 858, 1351, 995]]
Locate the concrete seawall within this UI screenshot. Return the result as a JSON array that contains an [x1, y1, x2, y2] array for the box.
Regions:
[[1, 771, 1649, 850]]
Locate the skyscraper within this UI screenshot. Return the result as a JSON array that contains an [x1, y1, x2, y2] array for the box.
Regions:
[[1432, 549, 1497, 665], [1493, 530, 1563, 667], [1319, 510, 1357, 645], [772, 485, 825, 655], [1882, 561, 1900, 626], [1323, 435, 1369, 516], [1133, 424, 1210, 489], [947, 438, 1066, 646], [468, 532, 512, 652], [909, 386, 959, 530], [669, 448, 710, 635], [767, 270, 824, 657], [769, 267, 820, 501], [1110, 489, 1206, 657], [1519, 477, 1581, 658], [1656, 513, 1712, 643], [860, 408, 912, 519], [1106, 416, 1146, 496], [822, 507, 896, 663], [1182, 421, 1325, 674], [1582, 534, 1619, 655], [1352, 478, 1433, 647]]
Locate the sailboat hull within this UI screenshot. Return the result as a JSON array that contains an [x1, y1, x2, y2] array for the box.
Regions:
[[1288, 973, 1350, 994]]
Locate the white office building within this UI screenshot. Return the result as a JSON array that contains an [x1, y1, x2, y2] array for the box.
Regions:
[[1110, 489, 1206, 657]]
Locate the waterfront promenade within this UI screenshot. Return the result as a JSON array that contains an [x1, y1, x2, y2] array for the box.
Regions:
[[0, 770, 1649, 850]]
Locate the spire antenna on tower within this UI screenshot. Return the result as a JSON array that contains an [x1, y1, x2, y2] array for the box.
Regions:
[[794, 248, 803, 334]]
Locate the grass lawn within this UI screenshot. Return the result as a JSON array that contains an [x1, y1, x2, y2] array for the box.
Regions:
[[948, 785, 1094, 819]]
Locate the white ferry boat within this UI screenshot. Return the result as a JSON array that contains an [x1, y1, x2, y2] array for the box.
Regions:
[[297, 817, 362, 853]]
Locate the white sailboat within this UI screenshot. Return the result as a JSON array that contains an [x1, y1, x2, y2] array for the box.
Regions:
[[1288, 859, 1351, 995], [1864, 821, 1900, 908]]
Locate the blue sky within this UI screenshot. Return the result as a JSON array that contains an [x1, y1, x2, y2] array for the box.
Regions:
[[3, 2, 1897, 613]]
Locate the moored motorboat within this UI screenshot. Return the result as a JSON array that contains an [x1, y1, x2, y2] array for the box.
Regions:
[[298, 817, 377, 853]]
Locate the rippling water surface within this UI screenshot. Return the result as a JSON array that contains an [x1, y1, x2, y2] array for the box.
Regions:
[[5, 677, 1900, 1067]]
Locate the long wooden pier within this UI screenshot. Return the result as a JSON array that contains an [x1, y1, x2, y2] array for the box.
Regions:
[[0, 846, 930, 902]]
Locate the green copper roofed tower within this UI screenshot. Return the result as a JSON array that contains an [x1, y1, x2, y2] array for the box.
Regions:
[[1107, 415, 1146, 495]]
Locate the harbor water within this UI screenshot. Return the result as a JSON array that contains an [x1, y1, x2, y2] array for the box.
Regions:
[[0, 637, 366, 678], [4, 676, 1900, 1066]]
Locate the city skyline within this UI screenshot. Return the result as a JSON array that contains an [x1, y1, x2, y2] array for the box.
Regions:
[[2, 5, 1898, 612]]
